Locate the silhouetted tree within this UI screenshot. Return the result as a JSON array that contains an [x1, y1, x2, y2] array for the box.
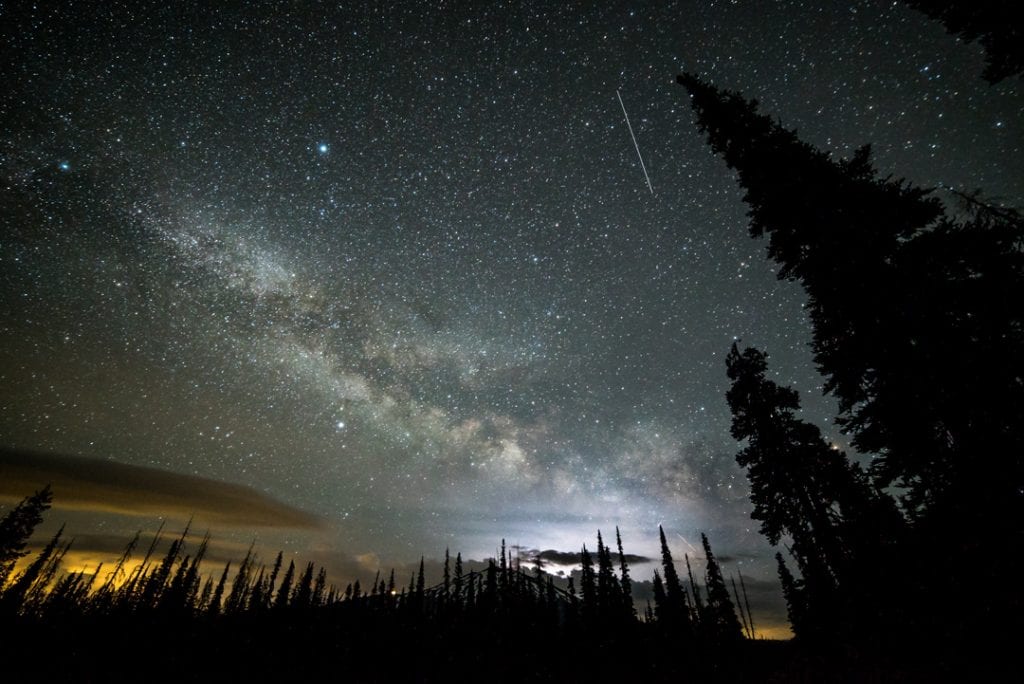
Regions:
[[595, 531, 619, 618], [579, 544, 596, 619], [903, 0, 1024, 82], [615, 527, 634, 618], [685, 553, 705, 626], [274, 560, 295, 611], [442, 547, 451, 604], [657, 526, 691, 632], [313, 567, 327, 607], [677, 72, 1024, 531], [263, 551, 283, 610], [700, 534, 743, 642], [453, 552, 463, 608], [292, 561, 315, 610], [0, 485, 52, 588], [224, 542, 255, 614], [651, 569, 667, 623], [726, 342, 905, 635], [208, 562, 230, 616], [776, 552, 807, 639], [1, 524, 64, 613]]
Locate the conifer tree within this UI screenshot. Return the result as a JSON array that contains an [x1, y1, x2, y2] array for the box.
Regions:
[[725, 342, 902, 629], [776, 553, 807, 639], [700, 533, 743, 642], [0, 486, 52, 588], [565, 575, 578, 614], [1, 524, 63, 613], [95, 531, 139, 604], [291, 561, 315, 609], [197, 574, 214, 612], [685, 554, 705, 625], [442, 548, 450, 601], [595, 531, 619, 617], [499, 540, 508, 595], [208, 562, 230, 616], [224, 542, 255, 614], [485, 559, 498, 606], [453, 552, 463, 606], [274, 560, 295, 611], [141, 524, 189, 610], [313, 567, 327, 607], [657, 526, 691, 631], [264, 551, 283, 609], [677, 72, 1024, 528], [615, 527, 634, 617], [903, 0, 1024, 82], [579, 545, 596, 618], [651, 569, 667, 623]]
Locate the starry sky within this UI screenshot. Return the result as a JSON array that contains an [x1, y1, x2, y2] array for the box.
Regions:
[[1, 1, 1021, 631]]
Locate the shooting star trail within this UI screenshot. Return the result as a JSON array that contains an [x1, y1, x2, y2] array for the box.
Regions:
[[617, 89, 654, 195]]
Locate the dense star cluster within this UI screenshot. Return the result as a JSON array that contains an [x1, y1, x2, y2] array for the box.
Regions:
[[1, 0, 1020, 593]]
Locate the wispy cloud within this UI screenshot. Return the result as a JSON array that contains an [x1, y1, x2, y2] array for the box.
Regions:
[[0, 449, 322, 529]]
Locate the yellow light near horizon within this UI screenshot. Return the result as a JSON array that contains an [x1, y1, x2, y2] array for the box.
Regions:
[[751, 623, 795, 640]]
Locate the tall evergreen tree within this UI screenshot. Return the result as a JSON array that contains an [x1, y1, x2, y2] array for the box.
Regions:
[[313, 566, 327, 607], [776, 552, 808, 640], [208, 561, 230, 616], [725, 345, 875, 575], [264, 551, 283, 609], [415, 556, 426, 609], [615, 527, 634, 617], [685, 554, 705, 625], [657, 526, 691, 631], [453, 552, 463, 607], [274, 560, 295, 611], [292, 561, 315, 610], [578, 545, 596, 618], [223, 542, 254, 614], [595, 531, 619, 617], [677, 72, 1024, 529], [0, 485, 52, 588], [0, 524, 64, 613], [651, 569, 667, 623], [442, 548, 451, 601], [725, 342, 906, 635], [700, 534, 743, 642]]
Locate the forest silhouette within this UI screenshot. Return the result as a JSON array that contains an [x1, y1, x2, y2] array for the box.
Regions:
[[3, 7, 1022, 679]]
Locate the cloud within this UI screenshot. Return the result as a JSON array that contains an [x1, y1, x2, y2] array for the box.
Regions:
[[534, 548, 653, 566], [0, 448, 322, 529]]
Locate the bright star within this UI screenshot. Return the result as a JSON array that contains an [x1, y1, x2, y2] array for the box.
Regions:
[[318, 143, 329, 154]]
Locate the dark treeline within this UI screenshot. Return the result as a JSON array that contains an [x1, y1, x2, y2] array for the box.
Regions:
[[1, 489, 784, 680]]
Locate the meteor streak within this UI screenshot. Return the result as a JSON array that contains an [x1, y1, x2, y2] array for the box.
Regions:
[[616, 89, 654, 195]]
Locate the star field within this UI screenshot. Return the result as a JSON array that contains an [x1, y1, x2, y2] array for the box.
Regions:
[[1, 0, 1021, 580]]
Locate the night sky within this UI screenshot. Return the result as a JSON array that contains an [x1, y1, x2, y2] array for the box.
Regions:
[[1, 1, 1021, 633]]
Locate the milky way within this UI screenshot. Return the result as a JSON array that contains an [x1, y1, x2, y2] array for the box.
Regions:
[[1, 0, 1021, 602]]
